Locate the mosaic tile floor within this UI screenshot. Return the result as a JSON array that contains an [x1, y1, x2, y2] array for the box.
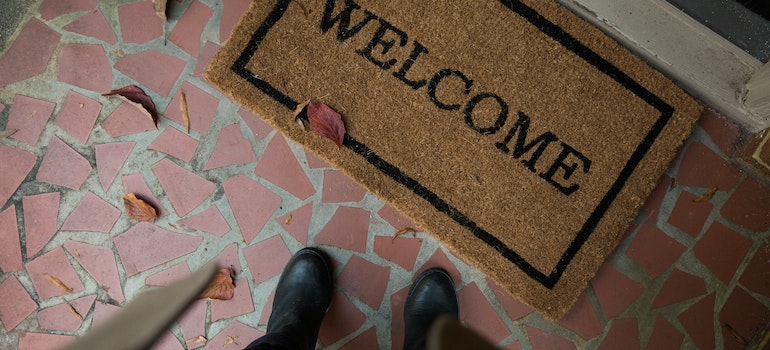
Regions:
[[1, 1, 769, 349]]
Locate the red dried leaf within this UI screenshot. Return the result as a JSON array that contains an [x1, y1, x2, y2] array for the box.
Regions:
[[307, 102, 346, 147], [103, 85, 160, 128], [122, 193, 158, 222], [198, 268, 236, 300]]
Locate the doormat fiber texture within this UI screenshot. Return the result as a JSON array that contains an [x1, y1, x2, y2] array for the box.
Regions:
[[207, 0, 702, 319]]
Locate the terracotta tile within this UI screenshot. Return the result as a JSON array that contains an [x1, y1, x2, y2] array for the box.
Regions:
[[57, 43, 112, 92], [26, 247, 85, 299], [63, 240, 125, 303], [416, 248, 462, 286], [7, 94, 56, 146], [23, 192, 60, 256], [204, 123, 257, 170], [258, 287, 276, 326], [38, 301, 87, 331], [17, 333, 74, 350], [206, 321, 264, 350], [61, 192, 120, 233], [676, 142, 740, 190], [721, 286, 770, 349], [340, 326, 378, 350], [625, 221, 685, 278], [148, 126, 200, 163], [639, 174, 672, 223], [597, 318, 640, 350], [54, 90, 103, 144], [212, 243, 242, 274], [63, 8, 117, 45], [458, 282, 512, 344], [114, 222, 202, 275], [152, 158, 216, 217], [591, 263, 644, 319], [720, 177, 770, 232], [179, 205, 232, 237], [0, 206, 22, 272], [114, 50, 186, 96], [243, 235, 292, 285], [338, 255, 391, 310], [305, 150, 331, 168], [646, 315, 684, 350], [95, 142, 134, 191], [178, 300, 207, 349], [151, 330, 184, 350], [525, 326, 576, 350], [145, 263, 191, 286], [378, 204, 420, 231], [219, 0, 251, 42], [0, 276, 38, 331], [319, 292, 367, 346], [322, 169, 367, 203], [739, 244, 770, 298], [169, 0, 213, 57], [374, 236, 423, 271], [314, 206, 370, 253], [101, 102, 158, 137], [118, 0, 163, 44], [0, 145, 37, 207], [92, 301, 121, 326], [38, 0, 96, 19], [277, 202, 313, 244], [0, 18, 60, 86], [557, 290, 603, 340], [693, 221, 752, 284], [651, 269, 706, 309], [223, 175, 282, 244], [389, 285, 410, 350], [211, 277, 254, 321], [122, 172, 167, 216], [668, 190, 714, 237], [678, 293, 716, 350], [69, 294, 96, 320], [37, 137, 92, 190], [698, 109, 739, 156], [165, 81, 220, 134], [194, 41, 220, 78], [487, 278, 533, 322], [255, 135, 315, 200]]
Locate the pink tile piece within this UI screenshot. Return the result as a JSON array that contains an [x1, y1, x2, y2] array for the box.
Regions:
[[18, 333, 74, 350], [319, 292, 367, 346], [148, 126, 199, 163], [152, 158, 216, 217], [719, 286, 770, 349], [597, 318, 640, 350], [38, 302, 85, 331], [458, 282, 512, 344], [62, 192, 120, 233], [314, 206, 370, 253], [0, 276, 37, 331], [212, 243, 242, 273], [23, 192, 60, 256], [122, 172, 167, 216], [305, 150, 331, 169], [378, 204, 420, 231], [558, 290, 603, 340], [678, 293, 716, 350], [54, 90, 103, 144], [322, 169, 367, 203], [487, 278, 533, 322], [169, 0, 213, 57], [255, 135, 315, 200], [417, 248, 462, 286], [7, 94, 56, 146], [0, 205, 22, 272], [693, 221, 752, 284], [721, 177, 770, 232], [374, 236, 423, 271], [0, 18, 60, 86], [70, 294, 97, 318], [57, 43, 112, 92], [740, 244, 770, 298], [206, 321, 264, 350], [210, 278, 254, 321], [243, 235, 292, 285], [390, 285, 411, 350], [223, 175, 282, 244], [277, 202, 313, 244], [26, 247, 85, 299], [101, 102, 157, 137], [677, 142, 740, 190], [92, 301, 121, 326], [39, 0, 97, 19], [258, 288, 277, 326], [591, 263, 644, 319], [114, 222, 202, 275], [145, 263, 191, 286], [37, 137, 92, 189], [238, 108, 274, 142], [63, 240, 125, 303], [63, 8, 118, 45], [625, 221, 685, 279], [194, 41, 220, 78], [204, 123, 257, 170], [114, 50, 186, 96], [219, 0, 251, 42], [118, 0, 163, 44], [651, 269, 706, 309], [165, 81, 220, 134], [525, 326, 576, 350], [340, 327, 378, 350], [668, 190, 714, 237], [338, 255, 390, 310], [95, 142, 135, 191], [699, 109, 739, 156], [0, 145, 36, 207], [646, 315, 684, 350], [178, 300, 207, 349], [180, 205, 231, 237]]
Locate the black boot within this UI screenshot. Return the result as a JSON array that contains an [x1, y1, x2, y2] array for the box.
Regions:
[[245, 247, 333, 350], [403, 268, 459, 350]]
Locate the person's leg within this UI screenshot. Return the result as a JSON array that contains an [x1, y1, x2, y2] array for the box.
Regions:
[[244, 247, 333, 350], [403, 268, 459, 350]]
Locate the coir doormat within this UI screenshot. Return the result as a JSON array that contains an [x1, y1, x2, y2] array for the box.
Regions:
[[207, 0, 702, 319]]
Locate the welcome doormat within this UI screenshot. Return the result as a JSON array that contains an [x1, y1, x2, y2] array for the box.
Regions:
[[207, 0, 701, 319]]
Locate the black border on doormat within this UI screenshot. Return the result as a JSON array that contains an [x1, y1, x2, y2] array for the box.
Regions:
[[230, 0, 674, 289]]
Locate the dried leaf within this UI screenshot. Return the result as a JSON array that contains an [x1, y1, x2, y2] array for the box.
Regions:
[[392, 227, 416, 242], [186, 335, 207, 345], [284, 214, 292, 225], [44, 274, 73, 293], [152, 0, 167, 19], [122, 193, 158, 222], [198, 268, 236, 300], [64, 301, 84, 321], [169, 222, 195, 232], [180, 91, 190, 133], [294, 99, 310, 131], [0, 129, 18, 139], [224, 336, 238, 345], [693, 187, 717, 203], [307, 102, 346, 147], [103, 85, 160, 128]]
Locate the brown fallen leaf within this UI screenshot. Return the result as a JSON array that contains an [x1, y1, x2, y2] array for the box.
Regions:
[[180, 91, 190, 133], [224, 336, 238, 346], [198, 268, 236, 300], [693, 187, 717, 203], [102, 85, 160, 128], [392, 227, 416, 242], [293, 99, 311, 131], [0, 129, 18, 139], [169, 222, 195, 232], [186, 335, 207, 345], [284, 214, 292, 225], [307, 102, 346, 147], [122, 193, 158, 222], [64, 301, 84, 321], [44, 274, 74, 293], [152, 0, 167, 19]]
